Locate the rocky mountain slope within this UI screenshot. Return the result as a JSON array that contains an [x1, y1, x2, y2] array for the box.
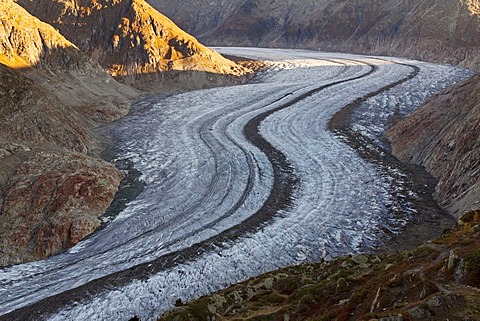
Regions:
[[387, 74, 480, 218], [0, 0, 75, 69], [148, 0, 480, 70], [1, 0, 139, 147], [160, 210, 480, 321], [0, 0, 139, 266], [16, 0, 247, 90]]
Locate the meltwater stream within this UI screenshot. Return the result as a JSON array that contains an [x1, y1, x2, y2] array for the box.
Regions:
[[0, 48, 472, 320]]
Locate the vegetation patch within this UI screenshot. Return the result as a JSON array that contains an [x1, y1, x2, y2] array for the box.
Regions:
[[465, 250, 480, 286]]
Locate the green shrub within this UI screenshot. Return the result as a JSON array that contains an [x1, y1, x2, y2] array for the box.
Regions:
[[465, 250, 480, 287]]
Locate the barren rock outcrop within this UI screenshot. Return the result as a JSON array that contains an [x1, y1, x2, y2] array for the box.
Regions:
[[0, 0, 77, 69], [387, 74, 480, 217], [0, 152, 123, 266], [1, 0, 140, 123]]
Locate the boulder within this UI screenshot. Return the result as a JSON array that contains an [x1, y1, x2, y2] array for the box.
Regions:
[[0, 152, 123, 266]]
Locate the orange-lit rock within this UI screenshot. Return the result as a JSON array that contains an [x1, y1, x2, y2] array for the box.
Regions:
[[16, 0, 247, 78], [0, 0, 75, 69]]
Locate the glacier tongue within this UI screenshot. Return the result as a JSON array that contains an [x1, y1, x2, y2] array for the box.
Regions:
[[0, 48, 472, 321]]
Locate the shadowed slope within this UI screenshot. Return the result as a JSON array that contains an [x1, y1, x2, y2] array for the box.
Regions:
[[387, 74, 480, 217]]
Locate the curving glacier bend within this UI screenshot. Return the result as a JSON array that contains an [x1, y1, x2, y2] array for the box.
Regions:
[[0, 48, 473, 320]]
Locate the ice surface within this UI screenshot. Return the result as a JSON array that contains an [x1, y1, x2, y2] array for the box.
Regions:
[[0, 48, 472, 320], [350, 58, 473, 148]]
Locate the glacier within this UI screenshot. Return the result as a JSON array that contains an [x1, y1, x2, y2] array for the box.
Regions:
[[0, 48, 472, 321]]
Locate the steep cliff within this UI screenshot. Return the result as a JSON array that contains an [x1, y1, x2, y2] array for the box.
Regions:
[[16, 0, 246, 82], [148, 0, 480, 70], [0, 0, 138, 266], [387, 74, 480, 217]]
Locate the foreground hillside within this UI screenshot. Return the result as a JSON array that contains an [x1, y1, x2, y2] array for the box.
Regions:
[[160, 210, 480, 321], [16, 0, 248, 90], [149, 0, 480, 70]]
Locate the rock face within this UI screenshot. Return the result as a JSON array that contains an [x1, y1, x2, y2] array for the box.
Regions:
[[0, 0, 88, 69], [387, 74, 480, 217], [16, 0, 246, 79], [0, 0, 77, 69], [1, 0, 139, 122], [0, 0, 139, 266], [148, 0, 480, 70], [0, 152, 123, 266], [0, 0, 140, 154], [146, 0, 249, 41]]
